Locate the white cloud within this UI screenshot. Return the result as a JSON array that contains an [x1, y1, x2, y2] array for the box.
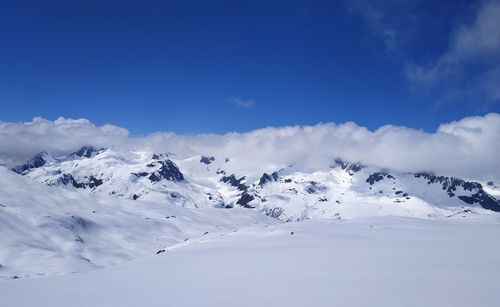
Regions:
[[0, 117, 129, 164], [406, 0, 500, 104], [226, 96, 256, 108], [1, 114, 500, 182]]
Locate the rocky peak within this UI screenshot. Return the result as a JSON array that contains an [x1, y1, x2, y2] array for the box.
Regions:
[[148, 159, 184, 183], [12, 152, 53, 174], [259, 172, 279, 186], [333, 159, 363, 175], [71, 146, 105, 159]]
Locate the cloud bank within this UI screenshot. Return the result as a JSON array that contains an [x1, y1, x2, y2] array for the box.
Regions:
[[1, 114, 500, 181]]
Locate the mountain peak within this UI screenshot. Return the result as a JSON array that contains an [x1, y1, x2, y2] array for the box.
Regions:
[[12, 151, 54, 174], [71, 146, 105, 159]]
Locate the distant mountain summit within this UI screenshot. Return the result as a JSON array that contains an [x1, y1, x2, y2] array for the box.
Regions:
[[12, 151, 55, 174], [70, 146, 105, 159]]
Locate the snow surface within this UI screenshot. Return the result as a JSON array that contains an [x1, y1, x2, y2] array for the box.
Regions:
[[1, 216, 500, 307], [0, 166, 275, 278]]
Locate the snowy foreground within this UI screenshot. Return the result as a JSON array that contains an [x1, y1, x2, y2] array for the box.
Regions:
[[2, 216, 500, 307], [2, 163, 500, 307]]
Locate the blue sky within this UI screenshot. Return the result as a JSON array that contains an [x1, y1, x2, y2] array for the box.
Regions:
[[1, 0, 499, 134]]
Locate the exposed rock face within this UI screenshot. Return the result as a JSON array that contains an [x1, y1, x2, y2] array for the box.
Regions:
[[366, 172, 395, 185], [236, 192, 255, 208], [148, 160, 184, 183], [333, 159, 364, 175], [264, 207, 284, 218], [12, 152, 51, 174], [57, 173, 84, 188], [306, 181, 327, 194], [71, 146, 104, 159], [221, 175, 248, 191], [415, 173, 478, 196], [200, 156, 215, 165], [414, 173, 500, 211], [54, 173, 104, 189], [259, 172, 279, 186], [88, 176, 104, 188], [132, 172, 149, 178], [151, 153, 169, 160]]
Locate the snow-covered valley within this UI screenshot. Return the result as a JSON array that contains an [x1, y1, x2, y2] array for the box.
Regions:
[[2, 216, 500, 307]]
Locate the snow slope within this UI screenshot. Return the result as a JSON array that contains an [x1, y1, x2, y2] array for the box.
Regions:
[[1, 216, 500, 307], [0, 166, 275, 278]]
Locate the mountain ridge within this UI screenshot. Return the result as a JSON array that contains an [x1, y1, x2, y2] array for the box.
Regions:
[[11, 146, 500, 220]]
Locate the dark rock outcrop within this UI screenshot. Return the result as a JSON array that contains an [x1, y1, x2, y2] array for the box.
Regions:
[[366, 172, 395, 185], [71, 146, 104, 158], [200, 156, 215, 165], [414, 172, 500, 212], [12, 152, 51, 174], [264, 207, 284, 218], [55, 173, 103, 189], [148, 160, 184, 183], [333, 159, 363, 175], [415, 173, 480, 197], [306, 181, 327, 194], [236, 192, 255, 208], [459, 193, 500, 212], [57, 173, 85, 189], [152, 153, 170, 160], [259, 172, 279, 186], [88, 176, 103, 188], [221, 175, 248, 191], [132, 172, 149, 178]]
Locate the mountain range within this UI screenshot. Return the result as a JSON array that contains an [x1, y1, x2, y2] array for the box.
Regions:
[[12, 145, 500, 222]]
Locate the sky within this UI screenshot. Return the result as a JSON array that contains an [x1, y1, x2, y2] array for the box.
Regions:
[[1, 0, 499, 134]]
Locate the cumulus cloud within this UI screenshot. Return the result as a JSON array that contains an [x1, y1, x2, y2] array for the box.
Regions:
[[1, 114, 500, 181], [405, 0, 500, 104], [226, 96, 256, 108], [0, 117, 129, 164]]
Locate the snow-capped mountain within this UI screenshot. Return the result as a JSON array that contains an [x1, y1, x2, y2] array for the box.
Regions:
[[11, 146, 500, 221]]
